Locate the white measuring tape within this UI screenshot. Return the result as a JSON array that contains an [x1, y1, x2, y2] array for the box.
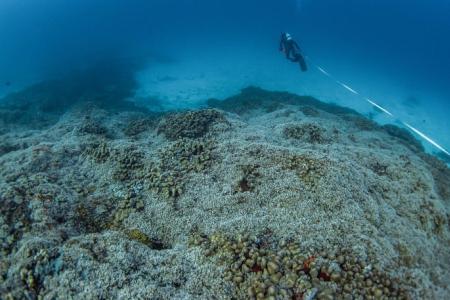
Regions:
[[304, 55, 450, 156]]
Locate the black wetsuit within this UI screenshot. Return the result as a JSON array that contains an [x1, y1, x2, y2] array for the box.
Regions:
[[279, 34, 307, 71]]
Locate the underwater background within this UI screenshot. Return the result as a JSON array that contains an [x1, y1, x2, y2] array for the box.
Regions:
[[0, 0, 449, 156], [1, 1, 450, 299]]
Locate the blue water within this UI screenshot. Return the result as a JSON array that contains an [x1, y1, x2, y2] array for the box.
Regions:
[[0, 0, 449, 157]]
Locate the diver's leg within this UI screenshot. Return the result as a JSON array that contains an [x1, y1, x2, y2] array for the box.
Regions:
[[286, 47, 298, 62], [297, 53, 308, 71], [285, 48, 291, 59], [288, 55, 298, 62]]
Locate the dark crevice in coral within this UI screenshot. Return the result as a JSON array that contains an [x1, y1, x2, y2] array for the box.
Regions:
[[125, 229, 171, 250], [234, 164, 261, 193], [0, 142, 21, 156], [73, 202, 113, 234], [238, 178, 251, 192], [370, 161, 389, 176]]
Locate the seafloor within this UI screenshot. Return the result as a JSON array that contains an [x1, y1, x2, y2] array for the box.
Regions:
[[0, 69, 449, 300]]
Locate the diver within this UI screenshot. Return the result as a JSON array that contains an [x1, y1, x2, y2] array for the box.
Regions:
[[279, 32, 308, 72]]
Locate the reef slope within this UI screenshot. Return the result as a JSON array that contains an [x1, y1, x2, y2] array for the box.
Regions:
[[1, 87, 449, 299]]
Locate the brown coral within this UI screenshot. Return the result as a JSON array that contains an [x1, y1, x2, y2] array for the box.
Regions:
[[123, 117, 157, 137], [283, 123, 328, 144], [189, 232, 410, 300], [157, 109, 228, 140]]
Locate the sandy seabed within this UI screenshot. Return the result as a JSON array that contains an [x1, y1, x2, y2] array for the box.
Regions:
[[1, 85, 450, 300]]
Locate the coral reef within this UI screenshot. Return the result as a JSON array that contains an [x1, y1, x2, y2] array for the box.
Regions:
[[1, 243, 59, 300], [342, 115, 380, 131], [0, 87, 449, 299], [125, 229, 166, 250], [278, 153, 329, 191], [77, 117, 108, 136], [157, 109, 228, 140], [234, 164, 261, 193], [300, 106, 320, 117], [0, 197, 32, 256], [74, 197, 115, 234], [123, 116, 157, 137], [111, 146, 144, 181], [207, 86, 357, 116], [189, 232, 410, 300], [0, 59, 146, 132], [419, 153, 450, 201], [383, 124, 425, 152], [110, 194, 145, 227], [0, 141, 21, 156], [83, 140, 111, 163], [145, 138, 215, 206], [283, 123, 328, 144]]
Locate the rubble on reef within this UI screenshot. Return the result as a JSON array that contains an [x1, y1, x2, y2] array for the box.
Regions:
[[1, 86, 450, 299]]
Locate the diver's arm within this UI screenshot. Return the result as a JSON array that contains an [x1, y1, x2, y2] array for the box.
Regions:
[[293, 41, 301, 51]]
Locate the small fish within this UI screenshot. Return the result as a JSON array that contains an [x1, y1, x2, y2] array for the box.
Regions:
[[4, 81, 11, 87]]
